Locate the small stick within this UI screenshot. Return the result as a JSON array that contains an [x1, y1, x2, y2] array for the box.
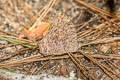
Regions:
[[29, 0, 56, 31]]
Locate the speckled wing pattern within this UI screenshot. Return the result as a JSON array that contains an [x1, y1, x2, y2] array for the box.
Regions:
[[38, 11, 78, 55]]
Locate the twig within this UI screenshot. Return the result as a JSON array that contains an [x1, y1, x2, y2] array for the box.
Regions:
[[0, 37, 37, 46], [29, 0, 56, 31]]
